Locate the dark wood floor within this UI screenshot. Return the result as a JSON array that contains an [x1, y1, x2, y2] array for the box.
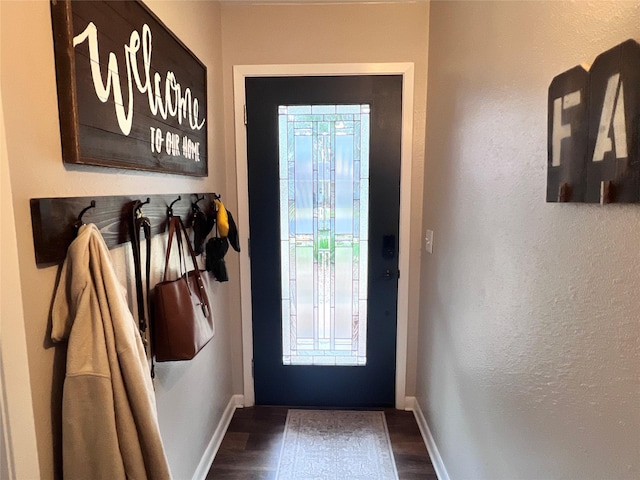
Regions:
[[207, 406, 437, 480]]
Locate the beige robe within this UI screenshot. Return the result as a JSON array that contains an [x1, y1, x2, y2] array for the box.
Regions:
[[52, 224, 171, 480]]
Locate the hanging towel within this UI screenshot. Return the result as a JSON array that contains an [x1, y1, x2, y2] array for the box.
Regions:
[[52, 224, 171, 480]]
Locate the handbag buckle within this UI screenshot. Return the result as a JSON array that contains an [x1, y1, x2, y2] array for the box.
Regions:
[[200, 302, 209, 318]]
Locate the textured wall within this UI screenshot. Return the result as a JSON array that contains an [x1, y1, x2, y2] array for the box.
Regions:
[[418, 1, 640, 479], [0, 1, 233, 478]]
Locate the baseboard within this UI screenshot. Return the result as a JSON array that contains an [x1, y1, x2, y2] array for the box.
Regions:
[[405, 396, 451, 480], [192, 394, 244, 480]]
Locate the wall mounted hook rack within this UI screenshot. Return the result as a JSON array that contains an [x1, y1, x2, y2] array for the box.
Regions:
[[30, 193, 219, 267]]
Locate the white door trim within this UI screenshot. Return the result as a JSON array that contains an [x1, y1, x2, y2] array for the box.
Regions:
[[233, 63, 414, 409]]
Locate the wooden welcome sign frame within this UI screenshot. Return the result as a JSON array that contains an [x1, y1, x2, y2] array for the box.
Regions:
[[50, 0, 208, 176]]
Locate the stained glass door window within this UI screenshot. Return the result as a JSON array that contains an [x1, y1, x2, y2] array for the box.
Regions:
[[279, 104, 370, 366]]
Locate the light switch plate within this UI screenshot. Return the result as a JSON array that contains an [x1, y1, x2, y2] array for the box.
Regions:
[[425, 229, 434, 254]]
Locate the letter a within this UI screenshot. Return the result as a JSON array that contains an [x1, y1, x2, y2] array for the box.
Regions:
[[592, 73, 628, 162]]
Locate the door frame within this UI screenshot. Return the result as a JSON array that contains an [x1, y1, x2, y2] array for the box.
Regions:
[[1, 93, 41, 478], [233, 63, 414, 409]]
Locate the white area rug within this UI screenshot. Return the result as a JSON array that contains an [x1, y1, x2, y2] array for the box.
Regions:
[[276, 409, 399, 480]]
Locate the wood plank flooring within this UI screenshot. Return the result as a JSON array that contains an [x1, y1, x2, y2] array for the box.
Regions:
[[207, 406, 437, 480]]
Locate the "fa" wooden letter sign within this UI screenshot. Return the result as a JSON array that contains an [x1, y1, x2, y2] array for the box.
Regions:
[[547, 39, 640, 203]]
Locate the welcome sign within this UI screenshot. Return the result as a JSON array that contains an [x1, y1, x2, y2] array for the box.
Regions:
[[51, 0, 208, 176], [547, 39, 640, 203]]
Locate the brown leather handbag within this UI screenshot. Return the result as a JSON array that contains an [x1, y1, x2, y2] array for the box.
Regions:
[[153, 216, 214, 361]]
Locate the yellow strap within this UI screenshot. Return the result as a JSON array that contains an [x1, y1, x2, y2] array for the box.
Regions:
[[215, 199, 229, 237]]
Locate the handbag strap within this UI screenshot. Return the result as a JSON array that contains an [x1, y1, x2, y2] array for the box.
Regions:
[[163, 216, 202, 280], [130, 202, 154, 377], [178, 216, 201, 271], [163, 216, 188, 280], [162, 215, 210, 315]]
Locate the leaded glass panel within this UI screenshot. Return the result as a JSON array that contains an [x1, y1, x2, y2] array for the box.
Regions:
[[279, 104, 370, 366]]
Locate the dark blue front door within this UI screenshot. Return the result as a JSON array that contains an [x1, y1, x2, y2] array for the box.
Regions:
[[246, 75, 402, 407]]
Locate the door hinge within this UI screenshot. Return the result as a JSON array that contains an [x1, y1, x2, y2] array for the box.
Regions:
[[398, 269, 400, 279], [247, 237, 250, 258], [244, 104, 247, 125], [251, 359, 254, 378]]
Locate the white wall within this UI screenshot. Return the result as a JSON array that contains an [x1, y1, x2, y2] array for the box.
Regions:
[[418, 1, 640, 479], [0, 1, 234, 478]]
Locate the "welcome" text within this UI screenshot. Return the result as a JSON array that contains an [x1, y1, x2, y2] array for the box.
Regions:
[[73, 22, 206, 137]]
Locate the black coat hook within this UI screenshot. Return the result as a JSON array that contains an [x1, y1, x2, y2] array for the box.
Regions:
[[167, 196, 181, 217], [74, 200, 96, 230], [192, 195, 205, 214], [133, 198, 151, 218]]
